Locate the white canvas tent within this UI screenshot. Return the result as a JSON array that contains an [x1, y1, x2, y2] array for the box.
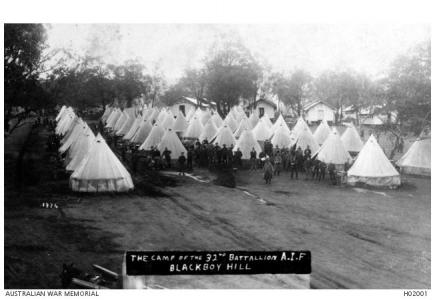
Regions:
[[341, 123, 364, 153], [224, 114, 238, 132], [212, 125, 237, 147], [157, 129, 187, 159], [211, 113, 224, 128], [184, 117, 204, 139], [130, 120, 152, 144], [313, 129, 351, 169], [347, 135, 401, 187], [116, 116, 135, 136], [234, 118, 252, 138], [66, 129, 96, 171], [252, 119, 272, 141], [313, 119, 331, 145], [235, 130, 262, 159], [260, 114, 273, 129], [70, 134, 134, 192], [396, 137, 431, 176], [199, 119, 218, 142], [248, 112, 259, 128], [292, 117, 311, 136], [172, 113, 189, 133], [123, 116, 142, 140], [271, 124, 293, 148], [139, 123, 165, 150], [291, 127, 319, 153]]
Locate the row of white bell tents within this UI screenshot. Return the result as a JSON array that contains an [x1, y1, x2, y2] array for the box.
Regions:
[[56, 107, 134, 192], [102, 106, 420, 185]]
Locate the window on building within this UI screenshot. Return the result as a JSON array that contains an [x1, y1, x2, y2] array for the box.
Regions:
[[179, 105, 185, 116], [259, 107, 265, 118]]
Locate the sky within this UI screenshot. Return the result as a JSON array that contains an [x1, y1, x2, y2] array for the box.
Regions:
[[44, 23, 430, 83]]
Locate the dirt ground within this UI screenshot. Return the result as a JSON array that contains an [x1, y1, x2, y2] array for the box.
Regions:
[[4, 123, 431, 289]]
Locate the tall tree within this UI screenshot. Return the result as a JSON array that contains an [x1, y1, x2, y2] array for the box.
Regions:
[[271, 70, 312, 116], [204, 41, 261, 117], [4, 24, 49, 132], [386, 41, 431, 133]]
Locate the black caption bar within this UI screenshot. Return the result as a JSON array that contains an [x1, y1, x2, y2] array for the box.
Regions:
[[126, 251, 311, 275]]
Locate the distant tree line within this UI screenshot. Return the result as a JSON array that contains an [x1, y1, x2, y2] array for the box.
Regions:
[[4, 24, 431, 135]]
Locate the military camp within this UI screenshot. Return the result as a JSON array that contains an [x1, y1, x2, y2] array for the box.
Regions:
[[4, 23, 430, 290]]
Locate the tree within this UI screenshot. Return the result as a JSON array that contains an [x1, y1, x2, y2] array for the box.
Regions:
[[386, 41, 431, 133], [204, 41, 261, 117], [312, 71, 374, 123], [4, 24, 49, 132], [179, 68, 207, 103], [271, 70, 312, 116]]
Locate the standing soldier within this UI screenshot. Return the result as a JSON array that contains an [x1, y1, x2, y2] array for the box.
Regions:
[[304, 145, 312, 160], [163, 147, 172, 169], [222, 144, 228, 166], [187, 146, 194, 171], [289, 151, 298, 179], [250, 147, 257, 171], [263, 158, 274, 184], [234, 147, 243, 167], [178, 152, 186, 176], [274, 151, 283, 176]]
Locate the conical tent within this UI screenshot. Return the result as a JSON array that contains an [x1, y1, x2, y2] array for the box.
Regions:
[[313, 119, 331, 145], [60, 118, 84, 145], [341, 123, 363, 153], [200, 110, 212, 125], [157, 129, 187, 159], [55, 105, 67, 122], [59, 123, 87, 154], [123, 116, 142, 140], [161, 114, 175, 130], [234, 118, 252, 138], [66, 129, 96, 171], [156, 109, 168, 124], [105, 109, 120, 127], [272, 114, 287, 132], [57, 112, 76, 135], [130, 120, 152, 144], [173, 113, 189, 133], [70, 133, 134, 192], [66, 126, 94, 165], [224, 114, 238, 132], [396, 137, 431, 176], [212, 125, 236, 147], [292, 116, 310, 136], [186, 107, 196, 121], [184, 117, 204, 139], [235, 130, 262, 159], [199, 119, 218, 142], [313, 129, 350, 168], [113, 112, 128, 132], [101, 106, 113, 123], [260, 114, 273, 129], [211, 113, 224, 128], [292, 127, 320, 153], [139, 123, 165, 150], [248, 113, 259, 128], [106, 109, 122, 129], [252, 119, 272, 141], [271, 124, 293, 148], [348, 135, 401, 186], [116, 116, 135, 136]]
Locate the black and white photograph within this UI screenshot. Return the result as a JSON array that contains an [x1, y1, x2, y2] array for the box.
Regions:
[[1, 0, 432, 296]]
